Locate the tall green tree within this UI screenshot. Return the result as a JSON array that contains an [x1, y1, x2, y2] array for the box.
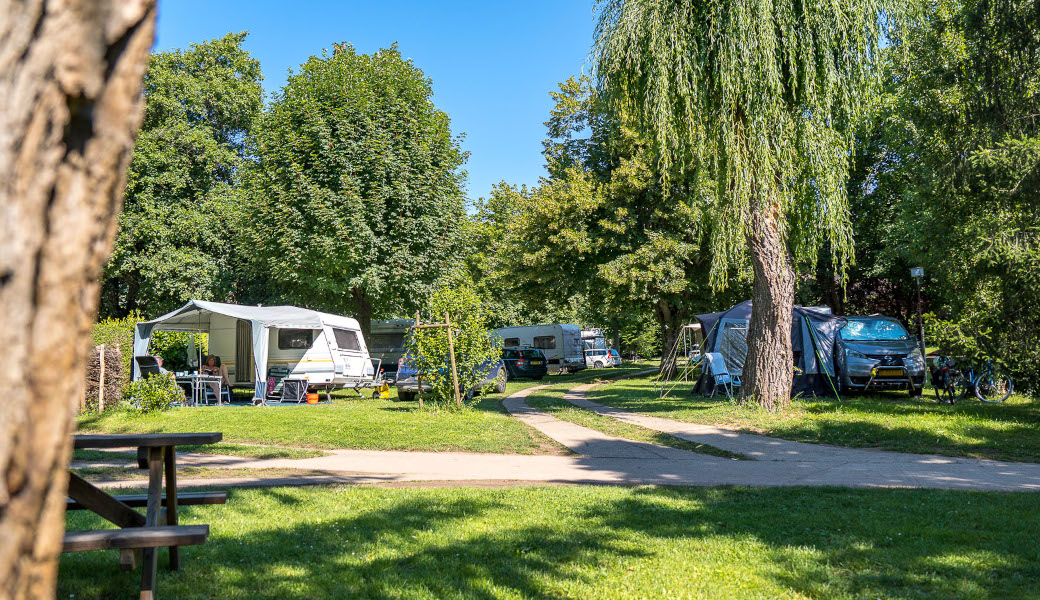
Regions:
[[594, 0, 895, 408], [244, 44, 467, 336], [100, 33, 263, 317], [493, 77, 745, 363], [854, 0, 1040, 390]]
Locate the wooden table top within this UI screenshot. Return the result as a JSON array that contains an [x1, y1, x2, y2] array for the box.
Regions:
[[73, 432, 223, 449]]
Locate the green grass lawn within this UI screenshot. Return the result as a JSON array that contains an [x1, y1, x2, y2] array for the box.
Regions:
[[591, 377, 1040, 462], [76, 365, 653, 454], [59, 484, 1040, 599]]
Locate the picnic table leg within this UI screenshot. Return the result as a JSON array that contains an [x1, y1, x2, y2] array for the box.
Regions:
[[164, 445, 180, 570], [140, 446, 164, 600]]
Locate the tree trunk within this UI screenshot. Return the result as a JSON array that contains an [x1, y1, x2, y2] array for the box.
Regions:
[[0, 2, 155, 598], [740, 196, 796, 410], [656, 300, 677, 377], [353, 289, 372, 341]]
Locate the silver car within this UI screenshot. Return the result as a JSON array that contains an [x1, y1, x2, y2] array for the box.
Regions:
[[394, 357, 507, 402], [836, 316, 926, 396]]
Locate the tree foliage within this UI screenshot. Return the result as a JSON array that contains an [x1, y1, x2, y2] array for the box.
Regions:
[[849, 0, 1040, 390], [101, 32, 263, 317], [405, 286, 503, 408], [243, 44, 467, 335]]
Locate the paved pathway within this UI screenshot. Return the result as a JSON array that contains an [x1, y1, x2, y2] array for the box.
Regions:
[[77, 376, 1040, 491]]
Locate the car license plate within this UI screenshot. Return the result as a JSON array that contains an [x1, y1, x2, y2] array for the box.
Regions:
[[876, 368, 904, 377], [530, 361, 542, 365]]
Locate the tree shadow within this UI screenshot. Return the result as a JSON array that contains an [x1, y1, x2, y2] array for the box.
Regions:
[[58, 485, 1040, 599]]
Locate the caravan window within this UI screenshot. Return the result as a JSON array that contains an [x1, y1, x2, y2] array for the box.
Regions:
[[278, 329, 314, 350], [533, 336, 556, 350], [333, 328, 362, 352], [503, 338, 520, 347]]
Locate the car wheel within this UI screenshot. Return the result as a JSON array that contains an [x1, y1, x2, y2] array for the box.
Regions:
[[496, 368, 508, 393], [909, 385, 923, 397], [594, 361, 604, 369], [533, 375, 544, 381], [397, 391, 415, 402]]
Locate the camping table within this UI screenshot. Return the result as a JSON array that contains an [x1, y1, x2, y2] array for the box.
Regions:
[[66, 432, 225, 600], [174, 374, 223, 405]]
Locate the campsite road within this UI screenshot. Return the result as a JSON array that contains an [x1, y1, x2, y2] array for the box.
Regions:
[[76, 377, 1040, 492]]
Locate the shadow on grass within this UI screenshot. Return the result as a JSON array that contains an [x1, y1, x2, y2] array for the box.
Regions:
[[59, 485, 1040, 599]]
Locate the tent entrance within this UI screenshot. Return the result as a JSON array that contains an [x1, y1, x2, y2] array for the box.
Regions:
[[235, 319, 254, 383]]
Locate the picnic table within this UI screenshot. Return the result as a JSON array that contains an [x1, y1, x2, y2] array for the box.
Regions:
[[174, 373, 225, 405], [66, 432, 227, 600]]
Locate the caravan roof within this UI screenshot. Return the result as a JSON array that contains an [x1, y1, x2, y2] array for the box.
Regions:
[[140, 300, 360, 332]]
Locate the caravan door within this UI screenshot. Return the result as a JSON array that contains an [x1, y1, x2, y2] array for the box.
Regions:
[[326, 326, 370, 379]]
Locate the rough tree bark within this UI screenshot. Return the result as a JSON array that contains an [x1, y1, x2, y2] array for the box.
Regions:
[[0, 2, 155, 598], [656, 299, 678, 377], [741, 196, 796, 410]]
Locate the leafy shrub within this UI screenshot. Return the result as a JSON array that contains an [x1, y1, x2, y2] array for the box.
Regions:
[[122, 374, 183, 413], [406, 287, 503, 408], [91, 315, 136, 382], [149, 331, 208, 373]]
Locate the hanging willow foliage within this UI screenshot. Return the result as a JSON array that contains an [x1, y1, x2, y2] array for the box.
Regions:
[[593, 0, 899, 287]]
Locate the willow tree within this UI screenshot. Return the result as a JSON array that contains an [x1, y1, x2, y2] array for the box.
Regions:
[[594, 0, 895, 409]]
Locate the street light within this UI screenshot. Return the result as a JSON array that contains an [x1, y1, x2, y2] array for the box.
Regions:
[[910, 267, 926, 358]]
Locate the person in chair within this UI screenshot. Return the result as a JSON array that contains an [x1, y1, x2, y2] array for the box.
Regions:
[[201, 354, 232, 403]]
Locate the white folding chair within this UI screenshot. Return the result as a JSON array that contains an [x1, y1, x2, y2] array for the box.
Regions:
[[705, 352, 734, 399]]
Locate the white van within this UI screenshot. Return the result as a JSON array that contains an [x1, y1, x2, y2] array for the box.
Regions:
[[494, 324, 586, 373], [585, 348, 622, 368]]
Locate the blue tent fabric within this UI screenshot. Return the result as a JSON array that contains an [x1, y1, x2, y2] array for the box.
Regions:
[[693, 301, 846, 397]]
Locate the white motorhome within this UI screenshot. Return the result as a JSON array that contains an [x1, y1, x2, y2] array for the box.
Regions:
[[133, 300, 378, 400], [495, 324, 586, 373], [582, 329, 606, 351]]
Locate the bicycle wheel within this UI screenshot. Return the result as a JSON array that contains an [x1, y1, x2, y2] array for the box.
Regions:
[[975, 370, 1013, 403]]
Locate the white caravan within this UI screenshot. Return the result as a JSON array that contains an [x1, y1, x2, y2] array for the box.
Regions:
[[133, 300, 378, 400], [495, 324, 586, 373]]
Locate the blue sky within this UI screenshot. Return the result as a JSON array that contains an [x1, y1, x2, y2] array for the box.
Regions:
[[155, 0, 598, 203]]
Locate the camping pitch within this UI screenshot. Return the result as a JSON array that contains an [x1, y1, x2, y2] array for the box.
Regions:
[[693, 301, 845, 397], [133, 300, 378, 400]]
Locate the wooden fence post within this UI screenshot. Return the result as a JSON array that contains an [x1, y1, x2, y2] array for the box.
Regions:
[[445, 312, 461, 410], [98, 344, 106, 413], [414, 311, 423, 409]]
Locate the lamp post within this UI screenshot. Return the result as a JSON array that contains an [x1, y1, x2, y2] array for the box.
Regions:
[[910, 267, 926, 358]]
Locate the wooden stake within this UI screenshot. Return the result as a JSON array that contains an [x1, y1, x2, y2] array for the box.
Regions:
[[414, 311, 423, 409], [445, 312, 461, 409], [98, 344, 106, 413]]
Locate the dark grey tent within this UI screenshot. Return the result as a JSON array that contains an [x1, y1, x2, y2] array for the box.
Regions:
[[693, 301, 846, 397]]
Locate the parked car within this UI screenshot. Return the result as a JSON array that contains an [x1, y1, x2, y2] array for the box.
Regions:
[[835, 316, 926, 396], [394, 356, 507, 402], [502, 348, 548, 380], [585, 348, 622, 368]]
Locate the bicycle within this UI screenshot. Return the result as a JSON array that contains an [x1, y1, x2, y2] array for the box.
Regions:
[[931, 355, 1013, 404]]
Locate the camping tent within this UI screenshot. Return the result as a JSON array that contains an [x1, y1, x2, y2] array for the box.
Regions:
[[693, 301, 846, 396], [133, 300, 371, 400]]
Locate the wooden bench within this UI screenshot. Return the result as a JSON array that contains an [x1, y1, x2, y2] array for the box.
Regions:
[[63, 525, 209, 553]]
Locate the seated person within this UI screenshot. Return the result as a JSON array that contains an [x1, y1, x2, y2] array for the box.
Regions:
[[154, 356, 174, 378], [200, 354, 232, 402]]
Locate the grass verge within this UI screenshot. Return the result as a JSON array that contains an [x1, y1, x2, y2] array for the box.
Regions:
[[76, 364, 653, 454], [593, 376, 1040, 462], [72, 444, 326, 463], [59, 484, 1040, 599], [70, 465, 331, 482]]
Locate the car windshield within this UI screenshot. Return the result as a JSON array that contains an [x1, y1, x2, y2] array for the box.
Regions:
[[840, 319, 910, 341]]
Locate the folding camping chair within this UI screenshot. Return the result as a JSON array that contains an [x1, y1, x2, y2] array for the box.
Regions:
[[134, 356, 161, 378], [704, 352, 737, 399]]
